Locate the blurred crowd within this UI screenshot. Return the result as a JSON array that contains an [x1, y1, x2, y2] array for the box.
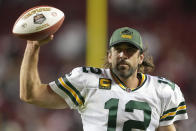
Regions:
[[0, 0, 196, 131]]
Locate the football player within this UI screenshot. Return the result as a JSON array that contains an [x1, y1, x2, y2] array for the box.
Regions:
[[20, 27, 188, 131]]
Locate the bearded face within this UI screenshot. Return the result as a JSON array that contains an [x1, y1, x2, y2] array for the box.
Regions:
[[108, 43, 144, 79], [113, 57, 137, 79]]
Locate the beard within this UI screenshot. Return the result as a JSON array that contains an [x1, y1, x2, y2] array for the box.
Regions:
[[112, 59, 138, 79]]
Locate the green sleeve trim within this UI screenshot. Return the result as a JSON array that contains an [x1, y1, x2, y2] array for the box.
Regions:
[[55, 80, 79, 106], [160, 101, 187, 122], [62, 76, 85, 104]]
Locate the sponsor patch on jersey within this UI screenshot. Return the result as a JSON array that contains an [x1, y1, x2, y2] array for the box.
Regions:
[[99, 78, 111, 90]]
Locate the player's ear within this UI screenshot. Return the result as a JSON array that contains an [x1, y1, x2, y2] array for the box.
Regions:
[[139, 52, 144, 64], [107, 48, 112, 64]]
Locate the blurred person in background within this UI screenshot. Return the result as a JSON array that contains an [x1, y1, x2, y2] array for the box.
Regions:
[[19, 27, 188, 131]]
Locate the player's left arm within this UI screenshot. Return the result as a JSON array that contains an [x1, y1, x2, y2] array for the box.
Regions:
[[157, 124, 176, 131], [158, 78, 188, 129]]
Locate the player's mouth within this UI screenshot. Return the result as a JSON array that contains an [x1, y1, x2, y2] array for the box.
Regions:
[[117, 61, 130, 70]]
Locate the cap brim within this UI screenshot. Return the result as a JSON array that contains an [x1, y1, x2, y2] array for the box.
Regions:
[[110, 40, 143, 51]]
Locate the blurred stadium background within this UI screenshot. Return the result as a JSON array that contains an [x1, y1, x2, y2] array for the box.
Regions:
[[0, 0, 196, 131]]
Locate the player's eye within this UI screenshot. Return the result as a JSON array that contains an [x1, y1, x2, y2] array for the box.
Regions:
[[127, 48, 137, 53]]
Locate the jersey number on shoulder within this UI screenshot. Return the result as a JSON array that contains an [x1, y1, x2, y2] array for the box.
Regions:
[[158, 77, 175, 90], [105, 98, 151, 131], [82, 67, 102, 74]]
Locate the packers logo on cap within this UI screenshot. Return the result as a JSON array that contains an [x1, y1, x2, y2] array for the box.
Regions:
[[121, 29, 133, 39]]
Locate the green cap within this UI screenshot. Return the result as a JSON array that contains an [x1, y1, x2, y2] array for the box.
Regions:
[[109, 27, 143, 51]]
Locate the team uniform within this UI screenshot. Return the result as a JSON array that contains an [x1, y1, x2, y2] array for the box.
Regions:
[[49, 67, 188, 131]]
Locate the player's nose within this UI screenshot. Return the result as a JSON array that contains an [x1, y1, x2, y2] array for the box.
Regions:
[[118, 51, 128, 59]]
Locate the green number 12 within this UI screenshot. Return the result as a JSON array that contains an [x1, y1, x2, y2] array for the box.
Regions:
[[104, 98, 151, 131]]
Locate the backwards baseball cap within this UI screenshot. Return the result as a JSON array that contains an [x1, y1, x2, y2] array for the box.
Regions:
[[109, 27, 143, 51]]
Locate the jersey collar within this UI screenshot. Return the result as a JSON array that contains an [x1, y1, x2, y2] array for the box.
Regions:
[[110, 70, 147, 92]]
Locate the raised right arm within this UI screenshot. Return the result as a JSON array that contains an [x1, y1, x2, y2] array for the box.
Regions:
[[20, 36, 68, 109]]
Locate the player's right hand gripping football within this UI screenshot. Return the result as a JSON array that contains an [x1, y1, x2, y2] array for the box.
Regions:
[[27, 35, 54, 47]]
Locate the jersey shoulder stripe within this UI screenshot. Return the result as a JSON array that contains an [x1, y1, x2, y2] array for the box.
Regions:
[[160, 101, 187, 122], [55, 75, 85, 106], [62, 75, 85, 105]]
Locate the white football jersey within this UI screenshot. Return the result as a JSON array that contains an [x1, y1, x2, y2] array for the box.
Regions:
[[49, 67, 188, 131]]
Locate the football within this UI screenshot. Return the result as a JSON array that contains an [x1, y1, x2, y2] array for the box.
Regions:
[[12, 5, 65, 41]]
